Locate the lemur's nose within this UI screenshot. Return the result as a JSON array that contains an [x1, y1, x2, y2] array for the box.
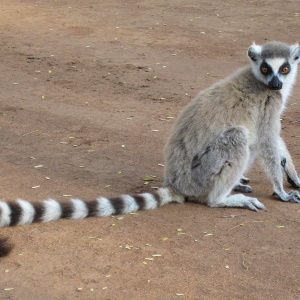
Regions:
[[268, 76, 282, 90]]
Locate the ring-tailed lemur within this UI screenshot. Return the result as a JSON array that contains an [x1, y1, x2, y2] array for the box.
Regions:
[[1, 41, 300, 257]]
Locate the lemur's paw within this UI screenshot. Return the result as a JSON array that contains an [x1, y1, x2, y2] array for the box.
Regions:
[[234, 184, 253, 193], [243, 197, 265, 211], [273, 190, 300, 203]]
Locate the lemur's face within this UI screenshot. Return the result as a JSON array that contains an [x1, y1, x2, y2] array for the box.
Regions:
[[248, 42, 300, 90], [259, 58, 291, 90]]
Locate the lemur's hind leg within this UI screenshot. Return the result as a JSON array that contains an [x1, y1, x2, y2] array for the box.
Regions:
[[192, 126, 265, 211]]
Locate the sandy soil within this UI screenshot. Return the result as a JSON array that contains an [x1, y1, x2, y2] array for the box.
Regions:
[[0, 1, 300, 299]]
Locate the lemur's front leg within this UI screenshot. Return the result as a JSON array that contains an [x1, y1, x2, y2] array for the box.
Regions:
[[260, 136, 300, 203], [279, 137, 300, 188]]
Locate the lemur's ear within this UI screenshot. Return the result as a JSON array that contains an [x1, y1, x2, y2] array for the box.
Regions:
[[248, 42, 262, 62], [290, 43, 300, 62]]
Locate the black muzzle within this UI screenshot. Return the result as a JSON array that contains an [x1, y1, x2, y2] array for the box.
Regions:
[[268, 76, 282, 90]]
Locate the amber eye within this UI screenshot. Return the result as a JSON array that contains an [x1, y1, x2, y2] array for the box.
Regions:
[[282, 66, 290, 74], [261, 67, 268, 74]]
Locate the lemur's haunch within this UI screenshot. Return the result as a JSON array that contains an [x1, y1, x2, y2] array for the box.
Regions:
[[1, 41, 300, 257]]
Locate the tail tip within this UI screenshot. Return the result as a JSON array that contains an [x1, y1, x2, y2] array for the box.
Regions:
[[0, 237, 14, 257]]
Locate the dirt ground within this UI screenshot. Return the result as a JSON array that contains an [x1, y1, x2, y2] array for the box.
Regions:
[[0, 0, 300, 299]]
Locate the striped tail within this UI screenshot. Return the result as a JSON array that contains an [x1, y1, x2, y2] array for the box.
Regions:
[[0, 237, 13, 257], [0, 188, 184, 256]]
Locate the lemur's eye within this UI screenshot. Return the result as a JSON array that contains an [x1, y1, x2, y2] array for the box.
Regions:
[[260, 62, 272, 76], [282, 66, 290, 74]]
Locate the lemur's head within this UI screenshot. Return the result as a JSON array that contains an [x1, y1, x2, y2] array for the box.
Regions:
[[248, 41, 300, 90]]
